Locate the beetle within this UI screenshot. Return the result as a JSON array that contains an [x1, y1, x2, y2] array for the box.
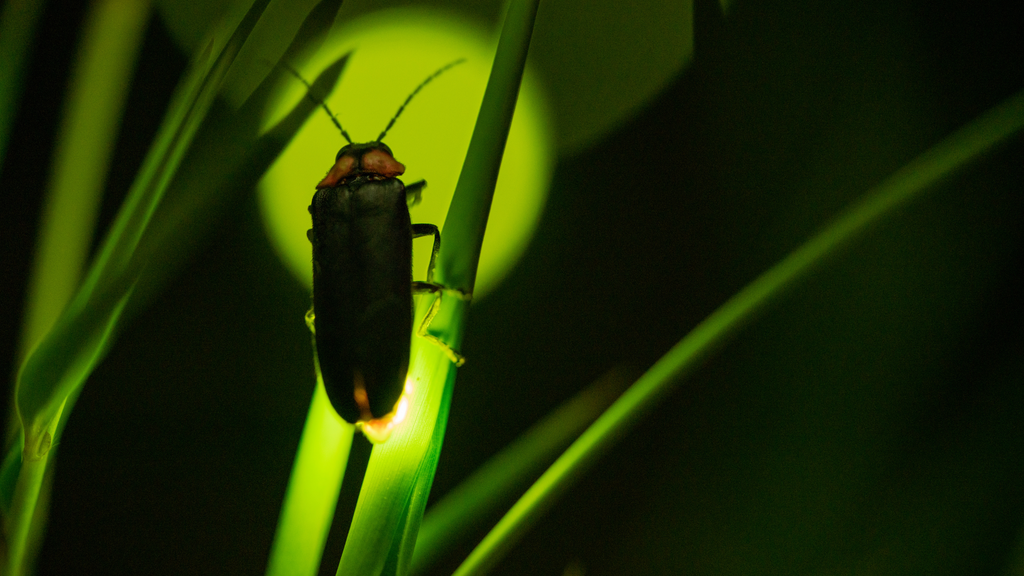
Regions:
[[287, 60, 467, 435]]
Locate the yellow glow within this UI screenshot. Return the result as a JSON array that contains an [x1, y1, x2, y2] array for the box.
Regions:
[[393, 396, 410, 425], [358, 414, 397, 444], [354, 374, 415, 444], [258, 8, 552, 299]]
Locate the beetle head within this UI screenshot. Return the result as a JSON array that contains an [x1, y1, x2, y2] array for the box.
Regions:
[[316, 141, 406, 189]]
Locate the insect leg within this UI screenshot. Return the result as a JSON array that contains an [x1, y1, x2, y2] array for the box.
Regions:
[[411, 281, 469, 366], [411, 223, 440, 283], [410, 222, 471, 365], [405, 180, 426, 207]]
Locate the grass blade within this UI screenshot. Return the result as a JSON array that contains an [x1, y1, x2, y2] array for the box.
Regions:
[[1, 32, 351, 511], [386, 369, 457, 576], [435, 0, 541, 294], [334, 1, 540, 574], [5, 2, 274, 572], [450, 87, 1024, 576], [334, 327, 458, 576], [0, 47, 348, 569], [265, 375, 354, 576], [16, 0, 150, 375], [15, 0, 272, 440], [410, 367, 633, 575]]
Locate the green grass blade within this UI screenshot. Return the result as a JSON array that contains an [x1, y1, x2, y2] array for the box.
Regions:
[[334, 1, 539, 574], [74, 0, 272, 303], [4, 0, 148, 479], [7, 44, 348, 472], [219, 0, 342, 107], [4, 1, 349, 571], [386, 363, 458, 576], [410, 367, 633, 575], [0, 33, 349, 518], [451, 87, 1024, 576], [16, 0, 271, 441], [0, 46, 348, 575], [6, 2, 272, 572], [334, 321, 458, 576], [265, 375, 355, 576], [435, 0, 541, 295], [372, 371, 456, 576], [17, 0, 150, 374]]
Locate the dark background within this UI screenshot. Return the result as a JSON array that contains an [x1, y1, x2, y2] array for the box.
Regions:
[[2, 0, 1023, 574]]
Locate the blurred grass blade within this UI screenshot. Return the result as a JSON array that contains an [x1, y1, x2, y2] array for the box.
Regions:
[[265, 374, 354, 576], [2, 0, 149, 571], [0, 0, 47, 171], [219, 0, 343, 107], [120, 53, 352, 317], [0, 49, 350, 567], [2, 23, 350, 500], [4, 284, 133, 575], [334, 1, 539, 574], [16, 0, 270, 446], [451, 88, 1024, 576], [410, 367, 633, 575], [3, 396, 66, 576], [17, 0, 150, 371], [6, 2, 273, 573], [5, 0, 349, 571], [72, 0, 271, 306]]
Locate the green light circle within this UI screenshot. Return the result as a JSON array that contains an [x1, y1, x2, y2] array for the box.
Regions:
[[259, 8, 552, 299]]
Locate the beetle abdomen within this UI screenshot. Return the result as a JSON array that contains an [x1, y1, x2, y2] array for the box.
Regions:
[[309, 178, 413, 422]]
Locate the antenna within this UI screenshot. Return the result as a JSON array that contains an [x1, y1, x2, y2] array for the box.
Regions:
[[280, 61, 353, 144], [376, 59, 466, 142]]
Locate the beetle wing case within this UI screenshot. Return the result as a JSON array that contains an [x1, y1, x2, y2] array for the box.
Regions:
[[309, 178, 413, 423]]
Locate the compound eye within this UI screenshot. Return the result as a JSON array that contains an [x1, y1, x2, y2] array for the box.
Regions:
[[335, 144, 353, 161]]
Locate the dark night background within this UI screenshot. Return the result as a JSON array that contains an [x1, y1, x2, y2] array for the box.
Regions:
[[2, 0, 1023, 574]]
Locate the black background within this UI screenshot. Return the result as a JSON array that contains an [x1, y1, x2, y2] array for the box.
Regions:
[[2, 0, 1023, 574]]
